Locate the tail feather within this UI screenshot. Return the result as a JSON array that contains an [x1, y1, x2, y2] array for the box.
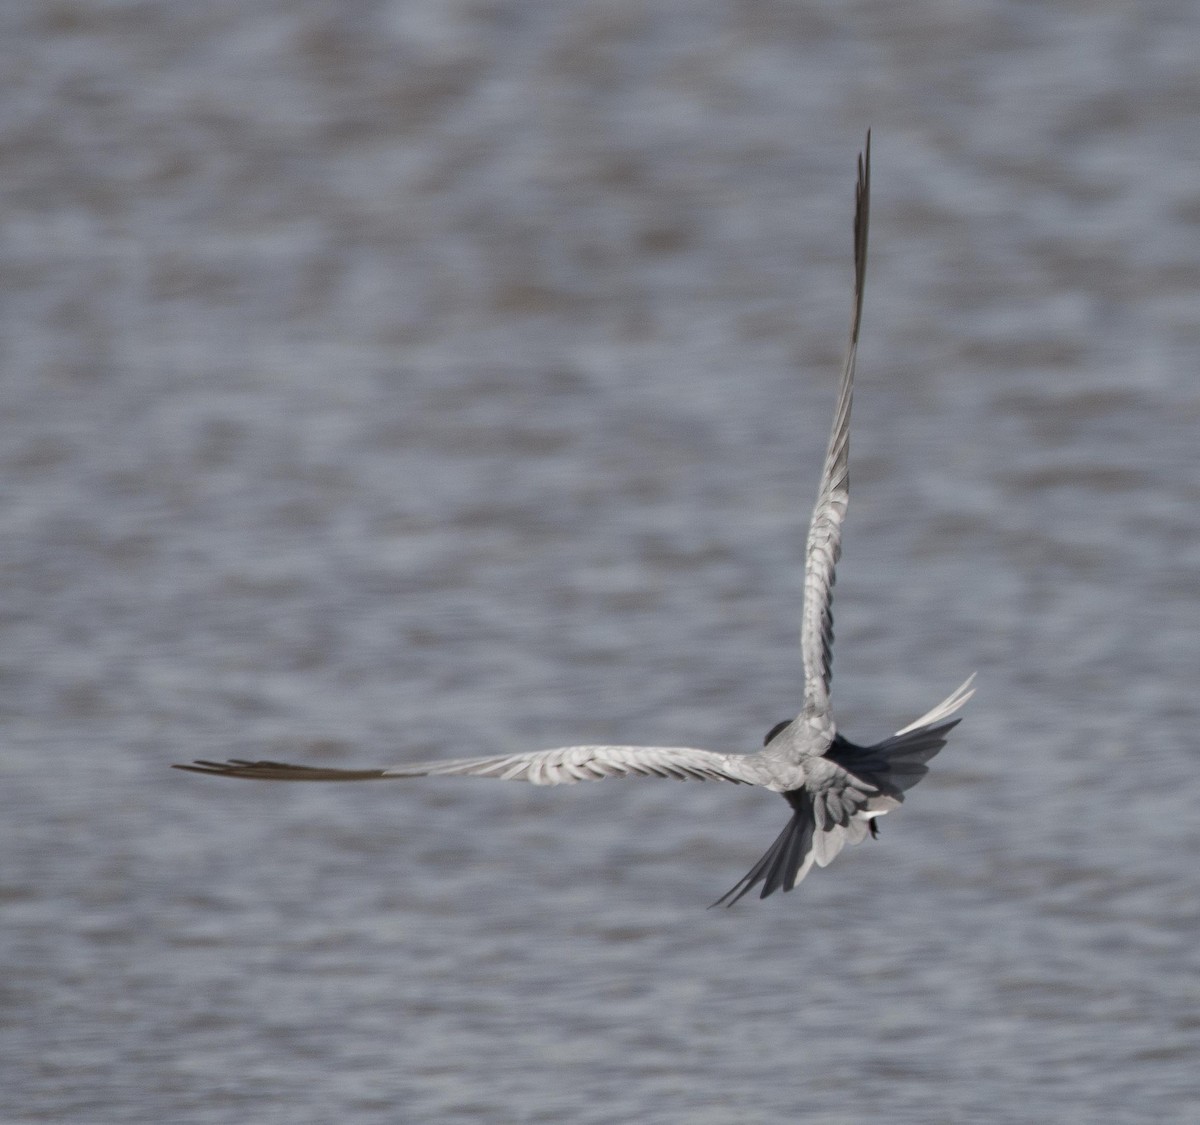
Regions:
[[760, 827, 793, 899], [710, 801, 816, 908], [710, 818, 791, 907], [765, 810, 814, 898]]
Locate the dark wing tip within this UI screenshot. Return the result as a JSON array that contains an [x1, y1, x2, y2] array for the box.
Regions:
[[853, 132, 871, 327], [171, 758, 277, 777], [171, 760, 244, 775], [170, 759, 389, 780]]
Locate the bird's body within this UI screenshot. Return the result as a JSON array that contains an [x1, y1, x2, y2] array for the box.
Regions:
[[176, 135, 974, 905]]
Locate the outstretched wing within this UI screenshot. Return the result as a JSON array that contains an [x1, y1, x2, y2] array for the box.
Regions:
[[801, 134, 870, 716], [174, 744, 754, 786]]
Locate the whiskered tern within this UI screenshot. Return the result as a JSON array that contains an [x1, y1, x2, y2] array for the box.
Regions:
[[176, 135, 974, 905]]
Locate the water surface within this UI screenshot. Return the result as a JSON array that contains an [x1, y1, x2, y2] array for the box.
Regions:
[[3, 3, 1200, 1122]]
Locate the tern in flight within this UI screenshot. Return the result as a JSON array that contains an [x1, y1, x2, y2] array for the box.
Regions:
[[176, 136, 974, 905]]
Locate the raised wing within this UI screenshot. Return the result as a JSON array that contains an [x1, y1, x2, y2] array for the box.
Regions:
[[174, 744, 754, 786], [801, 134, 870, 716]]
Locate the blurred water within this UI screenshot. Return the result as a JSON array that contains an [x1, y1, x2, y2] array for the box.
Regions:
[[3, 2, 1200, 1123]]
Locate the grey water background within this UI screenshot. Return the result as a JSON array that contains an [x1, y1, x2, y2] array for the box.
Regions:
[[3, 2, 1199, 1122]]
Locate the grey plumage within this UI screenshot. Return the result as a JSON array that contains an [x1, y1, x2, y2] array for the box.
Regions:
[[176, 135, 975, 905]]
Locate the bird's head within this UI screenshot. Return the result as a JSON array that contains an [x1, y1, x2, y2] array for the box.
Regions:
[[762, 720, 792, 747]]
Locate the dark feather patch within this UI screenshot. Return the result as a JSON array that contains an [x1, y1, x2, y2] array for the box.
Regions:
[[710, 798, 817, 907]]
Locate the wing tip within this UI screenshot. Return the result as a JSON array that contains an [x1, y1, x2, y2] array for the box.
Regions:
[[172, 763, 237, 777]]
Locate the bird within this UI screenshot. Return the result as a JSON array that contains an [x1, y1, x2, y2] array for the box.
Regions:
[[175, 134, 975, 906]]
